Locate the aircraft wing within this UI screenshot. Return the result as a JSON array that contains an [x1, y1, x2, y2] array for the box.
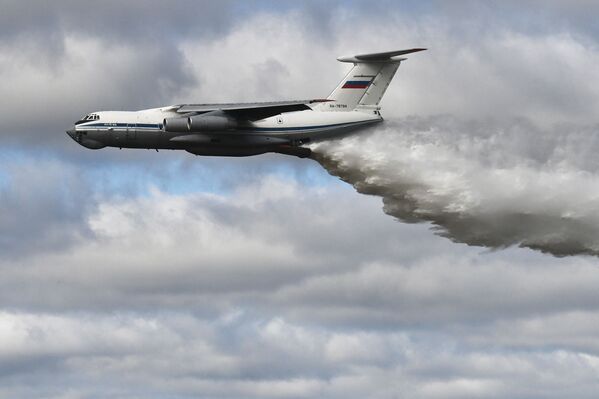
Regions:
[[175, 99, 331, 120]]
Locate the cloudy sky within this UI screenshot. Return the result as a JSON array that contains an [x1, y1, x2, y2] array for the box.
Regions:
[[2, 1, 599, 398]]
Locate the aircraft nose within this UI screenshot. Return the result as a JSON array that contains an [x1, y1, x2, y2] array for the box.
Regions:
[[66, 126, 77, 139]]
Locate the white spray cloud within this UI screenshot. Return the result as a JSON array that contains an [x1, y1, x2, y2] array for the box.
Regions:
[[312, 116, 599, 257]]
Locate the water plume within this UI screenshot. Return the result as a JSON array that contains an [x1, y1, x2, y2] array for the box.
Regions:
[[311, 116, 599, 257]]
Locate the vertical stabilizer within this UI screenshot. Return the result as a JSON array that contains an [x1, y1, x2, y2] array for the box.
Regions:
[[321, 48, 425, 111]]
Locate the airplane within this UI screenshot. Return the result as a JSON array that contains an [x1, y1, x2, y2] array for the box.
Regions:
[[66, 48, 425, 158]]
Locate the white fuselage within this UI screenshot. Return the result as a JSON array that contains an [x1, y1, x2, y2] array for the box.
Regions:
[[67, 105, 383, 157]]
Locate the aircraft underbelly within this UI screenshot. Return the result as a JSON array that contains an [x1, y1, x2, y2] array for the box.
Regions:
[[185, 145, 311, 158]]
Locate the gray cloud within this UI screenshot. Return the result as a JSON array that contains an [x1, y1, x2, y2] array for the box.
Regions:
[[272, 257, 599, 329], [0, 157, 93, 257], [2, 309, 599, 399], [0, 1, 235, 44]]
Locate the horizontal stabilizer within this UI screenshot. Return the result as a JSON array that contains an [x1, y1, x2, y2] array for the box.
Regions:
[[337, 48, 426, 63]]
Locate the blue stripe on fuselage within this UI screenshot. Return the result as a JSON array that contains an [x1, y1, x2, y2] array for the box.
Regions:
[[76, 120, 376, 133], [78, 122, 162, 128]]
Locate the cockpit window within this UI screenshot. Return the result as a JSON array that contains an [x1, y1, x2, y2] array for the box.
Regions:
[[75, 113, 99, 125]]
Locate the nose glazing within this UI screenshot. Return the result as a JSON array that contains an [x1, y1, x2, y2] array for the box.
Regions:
[[66, 126, 79, 142]]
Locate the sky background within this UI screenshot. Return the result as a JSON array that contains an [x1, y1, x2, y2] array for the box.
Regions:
[[1, 1, 599, 398]]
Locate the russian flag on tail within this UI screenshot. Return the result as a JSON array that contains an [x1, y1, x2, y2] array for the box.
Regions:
[[342, 79, 372, 89]]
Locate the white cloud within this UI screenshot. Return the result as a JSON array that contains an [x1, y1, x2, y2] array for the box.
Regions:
[[5, 308, 599, 399]]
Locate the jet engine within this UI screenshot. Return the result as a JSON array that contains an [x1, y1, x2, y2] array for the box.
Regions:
[[163, 117, 189, 132], [163, 114, 238, 133], [187, 114, 237, 131]]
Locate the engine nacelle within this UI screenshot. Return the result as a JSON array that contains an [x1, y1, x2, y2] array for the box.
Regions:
[[163, 117, 189, 132], [188, 115, 237, 132]]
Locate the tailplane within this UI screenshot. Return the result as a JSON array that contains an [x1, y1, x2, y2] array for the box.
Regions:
[[321, 48, 425, 111]]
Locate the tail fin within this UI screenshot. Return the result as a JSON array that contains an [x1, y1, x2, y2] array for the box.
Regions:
[[322, 48, 425, 111]]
